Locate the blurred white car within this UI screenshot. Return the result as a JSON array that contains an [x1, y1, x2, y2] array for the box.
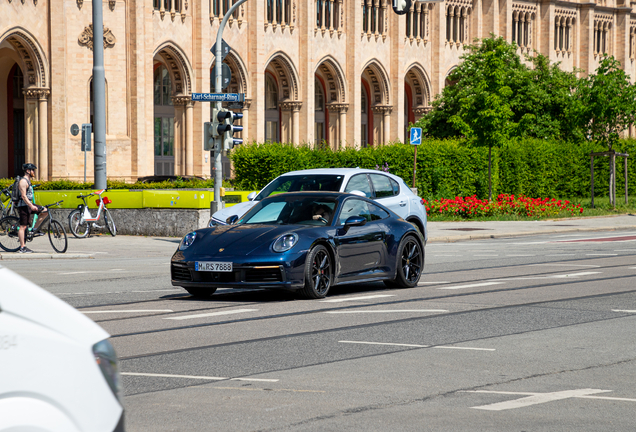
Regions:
[[0, 265, 124, 432], [211, 168, 428, 241]]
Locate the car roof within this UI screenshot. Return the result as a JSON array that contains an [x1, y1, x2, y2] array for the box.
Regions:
[[280, 167, 398, 178]]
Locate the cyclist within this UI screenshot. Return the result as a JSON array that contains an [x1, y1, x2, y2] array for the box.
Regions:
[[16, 163, 46, 254]]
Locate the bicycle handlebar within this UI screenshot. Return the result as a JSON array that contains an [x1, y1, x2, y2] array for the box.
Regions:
[[43, 200, 63, 208], [77, 189, 106, 199]]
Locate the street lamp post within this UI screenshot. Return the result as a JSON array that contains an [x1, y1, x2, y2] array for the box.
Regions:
[[92, 0, 107, 189]]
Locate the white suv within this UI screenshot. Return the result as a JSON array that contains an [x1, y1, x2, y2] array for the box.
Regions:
[[210, 168, 428, 241]]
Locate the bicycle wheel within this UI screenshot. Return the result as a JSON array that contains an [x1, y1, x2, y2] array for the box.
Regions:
[[104, 208, 116, 236], [48, 219, 68, 253], [69, 209, 90, 238], [0, 216, 20, 252]]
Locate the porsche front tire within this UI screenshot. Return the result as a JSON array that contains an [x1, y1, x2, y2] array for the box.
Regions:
[[300, 245, 332, 299]]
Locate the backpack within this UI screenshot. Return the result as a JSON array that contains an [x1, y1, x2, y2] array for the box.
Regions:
[[11, 176, 22, 204]]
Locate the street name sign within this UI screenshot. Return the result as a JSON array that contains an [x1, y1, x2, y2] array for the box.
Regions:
[[191, 93, 245, 102]]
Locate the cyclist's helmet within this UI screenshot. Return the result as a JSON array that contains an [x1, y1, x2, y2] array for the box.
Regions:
[[22, 163, 37, 171]]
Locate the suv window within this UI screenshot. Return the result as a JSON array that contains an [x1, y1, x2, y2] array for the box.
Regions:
[[256, 175, 344, 200], [344, 174, 372, 198], [369, 174, 396, 198]]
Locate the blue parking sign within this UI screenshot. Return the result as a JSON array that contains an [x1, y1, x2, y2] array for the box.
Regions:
[[410, 127, 422, 145]]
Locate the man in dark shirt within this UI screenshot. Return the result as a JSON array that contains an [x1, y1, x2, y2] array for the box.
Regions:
[[16, 163, 47, 254]]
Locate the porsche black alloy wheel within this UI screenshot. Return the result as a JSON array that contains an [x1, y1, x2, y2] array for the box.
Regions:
[[301, 245, 332, 299], [185, 287, 217, 298], [387, 235, 423, 288]]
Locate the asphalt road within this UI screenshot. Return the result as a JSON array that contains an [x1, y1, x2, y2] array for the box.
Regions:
[[3, 230, 636, 431]]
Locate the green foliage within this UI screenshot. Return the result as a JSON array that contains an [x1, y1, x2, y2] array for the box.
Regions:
[[416, 35, 586, 144], [577, 55, 636, 151], [231, 140, 636, 200]]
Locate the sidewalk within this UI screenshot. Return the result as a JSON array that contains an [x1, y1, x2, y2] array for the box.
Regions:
[[1, 214, 635, 260], [427, 214, 636, 242]]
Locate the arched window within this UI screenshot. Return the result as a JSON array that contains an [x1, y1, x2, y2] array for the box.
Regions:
[[153, 64, 174, 175], [265, 75, 279, 142]]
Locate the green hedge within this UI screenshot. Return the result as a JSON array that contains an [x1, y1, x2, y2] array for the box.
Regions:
[[230, 139, 636, 200]]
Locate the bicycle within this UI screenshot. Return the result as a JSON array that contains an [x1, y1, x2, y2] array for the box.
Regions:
[[0, 201, 68, 253], [68, 190, 116, 238], [0, 186, 15, 219]]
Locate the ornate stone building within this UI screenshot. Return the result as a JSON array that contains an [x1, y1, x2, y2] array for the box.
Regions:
[[1, 0, 635, 180]]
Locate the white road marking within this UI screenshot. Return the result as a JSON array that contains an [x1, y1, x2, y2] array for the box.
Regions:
[[615, 249, 636, 251], [434, 255, 463, 257], [586, 253, 618, 256], [528, 263, 600, 268], [339, 341, 494, 351], [58, 269, 128, 275], [340, 341, 429, 348], [506, 254, 535, 257], [435, 346, 495, 351], [473, 254, 499, 257], [466, 389, 612, 411], [418, 281, 450, 285], [121, 372, 278, 382], [488, 271, 601, 282], [82, 309, 173, 314], [612, 310, 636, 313], [325, 309, 447, 314], [438, 282, 504, 290], [164, 309, 258, 320], [320, 294, 395, 303], [545, 254, 576, 256]]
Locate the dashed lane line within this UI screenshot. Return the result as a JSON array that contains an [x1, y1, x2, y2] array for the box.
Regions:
[[612, 310, 636, 313], [320, 294, 395, 303], [82, 309, 174, 314], [325, 309, 447, 314], [339, 341, 494, 351], [121, 372, 278, 382], [437, 282, 504, 290], [164, 308, 258, 320]]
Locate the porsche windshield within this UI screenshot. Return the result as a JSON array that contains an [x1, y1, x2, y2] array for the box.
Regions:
[[255, 175, 344, 200], [240, 197, 337, 226]]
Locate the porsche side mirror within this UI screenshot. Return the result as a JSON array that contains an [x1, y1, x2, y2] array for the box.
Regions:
[[247, 192, 257, 201], [226, 215, 239, 225], [344, 216, 366, 227]]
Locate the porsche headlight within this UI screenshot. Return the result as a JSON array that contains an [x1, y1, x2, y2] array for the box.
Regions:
[[179, 231, 197, 250], [273, 233, 298, 252], [93, 339, 121, 402]]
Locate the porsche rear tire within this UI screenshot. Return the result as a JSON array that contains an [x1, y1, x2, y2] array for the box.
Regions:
[[387, 235, 423, 288], [185, 287, 217, 298], [300, 245, 332, 299]]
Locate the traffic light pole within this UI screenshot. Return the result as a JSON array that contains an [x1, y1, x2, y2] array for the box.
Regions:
[[213, 0, 249, 209]]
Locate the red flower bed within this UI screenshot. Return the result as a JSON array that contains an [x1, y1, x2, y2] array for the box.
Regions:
[[423, 194, 584, 219]]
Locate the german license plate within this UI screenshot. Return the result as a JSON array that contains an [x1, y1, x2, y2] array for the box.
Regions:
[[195, 262, 233, 272]]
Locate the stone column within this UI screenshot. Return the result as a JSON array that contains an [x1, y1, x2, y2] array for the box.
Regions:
[[185, 100, 194, 176], [242, 99, 252, 142], [24, 88, 50, 179], [280, 100, 303, 143], [172, 96, 190, 175], [371, 105, 392, 144], [328, 103, 349, 147]]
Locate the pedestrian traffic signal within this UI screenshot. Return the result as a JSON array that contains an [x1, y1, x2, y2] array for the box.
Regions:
[[217, 110, 244, 150], [392, 0, 411, 14]]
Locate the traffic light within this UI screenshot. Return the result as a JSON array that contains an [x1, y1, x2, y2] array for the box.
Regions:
[[392, 0, 411, 14], [203, 107, 222, 151], [217, 110, 244, 150]]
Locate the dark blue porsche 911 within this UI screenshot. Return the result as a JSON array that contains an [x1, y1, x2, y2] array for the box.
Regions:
[[171, 192, 426, 299]]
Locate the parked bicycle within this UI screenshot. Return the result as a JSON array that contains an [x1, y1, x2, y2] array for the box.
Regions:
[[0, 200, 68, 253], [68, 190, 116, 238], [0, 186, 14, 219]]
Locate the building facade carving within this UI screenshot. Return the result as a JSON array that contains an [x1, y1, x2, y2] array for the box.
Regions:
[[2, 0, 636, 181]]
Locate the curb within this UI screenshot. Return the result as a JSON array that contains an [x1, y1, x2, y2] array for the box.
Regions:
[[0, 253, 95, 260], [428, 225, 636, 243]]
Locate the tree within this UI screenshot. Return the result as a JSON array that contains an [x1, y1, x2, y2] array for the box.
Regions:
[[577, 54, 636, 206], [417, 36, 523, 200]]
